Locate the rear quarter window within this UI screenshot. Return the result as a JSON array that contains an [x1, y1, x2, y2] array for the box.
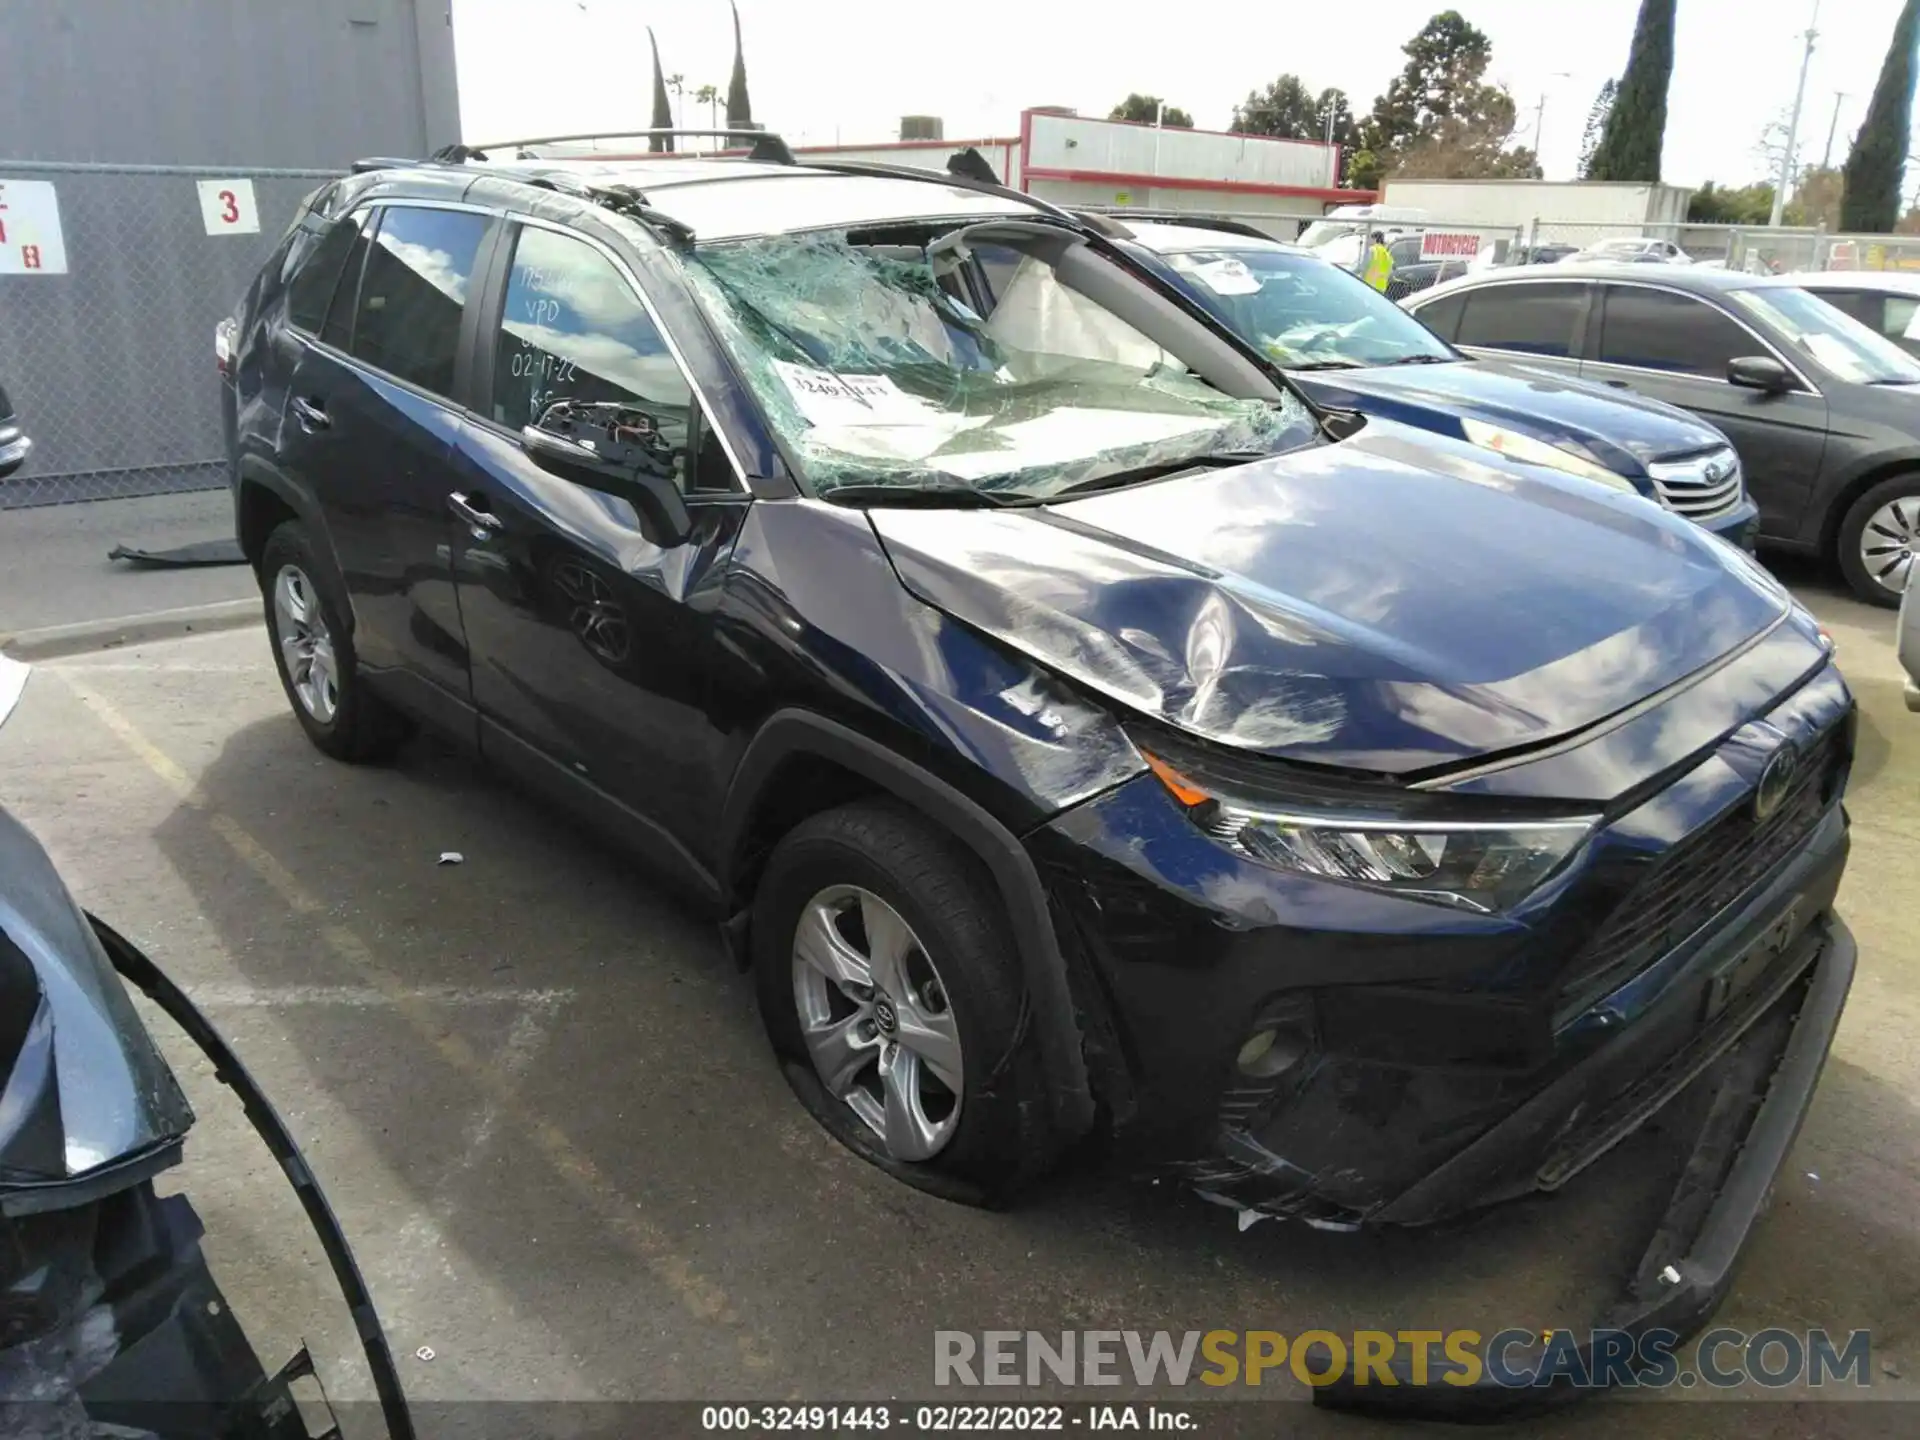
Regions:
[[1413, 291, 1466, 341]]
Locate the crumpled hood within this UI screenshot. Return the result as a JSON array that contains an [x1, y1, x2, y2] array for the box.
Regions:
[[870, 424, 1790, 774], [1293, 359, 1727, 474]]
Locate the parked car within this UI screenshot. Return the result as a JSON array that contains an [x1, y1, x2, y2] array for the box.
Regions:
[[1381, 233, 1472, 299], [221, 143, 1856, 1387], [1784, 269, 1920, 361], [1517, 242, 1580, 265], [0, 380, 30, 480], [1093, 217, 1760, 547], [1565, 236, 1692, 265], [1407, 264, 1920, 604]]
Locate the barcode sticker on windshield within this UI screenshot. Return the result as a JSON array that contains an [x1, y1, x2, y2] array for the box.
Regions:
[[773, 361, 927, 427]]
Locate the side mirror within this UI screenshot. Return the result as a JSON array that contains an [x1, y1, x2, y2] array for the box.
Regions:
[[521, 402, 692, 548], [1727, 355, 1792, 394]]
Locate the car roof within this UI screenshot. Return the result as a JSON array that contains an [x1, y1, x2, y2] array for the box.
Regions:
[[1416, 261, 1774, 297], [1774, 269, 1920, 295], [1112, 220, 1306, 256], [396, 156, 1037, 242]]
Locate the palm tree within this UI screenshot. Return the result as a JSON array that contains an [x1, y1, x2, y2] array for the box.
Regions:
[[694, 83, 720, 132], [667, 73, 686, 132]]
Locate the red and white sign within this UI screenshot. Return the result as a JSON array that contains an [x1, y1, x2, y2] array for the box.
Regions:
[[196, 179, 261, 235], [1419, 231, 1482, 260], [0, 180, 69, 275]]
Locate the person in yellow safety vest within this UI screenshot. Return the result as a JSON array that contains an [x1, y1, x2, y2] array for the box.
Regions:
[[1363, 230, 1395, 293]]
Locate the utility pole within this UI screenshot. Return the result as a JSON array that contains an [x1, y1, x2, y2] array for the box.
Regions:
[[1152, 98, 1165, 179], [1531, 72, 1572, 166], [1769, 0, 1821, 227], [1820, 91, 1848, 170]]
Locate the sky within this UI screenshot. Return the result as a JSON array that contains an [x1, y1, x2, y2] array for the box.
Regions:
[[450, 0, 1913, 190]]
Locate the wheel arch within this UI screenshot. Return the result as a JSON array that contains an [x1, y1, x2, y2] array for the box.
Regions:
[[1817, 452, 1920, 558], [719, 708, 1096, 1140]]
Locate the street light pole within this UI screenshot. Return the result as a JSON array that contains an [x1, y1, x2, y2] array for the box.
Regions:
[[1531, 72, 1571, 166], [1769, 0, 1822, 227]]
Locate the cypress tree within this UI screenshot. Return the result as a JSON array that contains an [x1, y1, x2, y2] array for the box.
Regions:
[[1842, 0, 1920, 233], [1586, 0, 1675, 181], [648, 28, 674, 152], [726, 1, 753, 128]]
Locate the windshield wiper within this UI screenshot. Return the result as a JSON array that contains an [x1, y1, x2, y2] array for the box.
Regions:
[[1285, 358, 1367, 371], [819, 483, 1012, 508], [1380, 354, 1455, 366]]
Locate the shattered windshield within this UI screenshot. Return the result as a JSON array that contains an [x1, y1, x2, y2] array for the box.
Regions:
[[679, 228, 1315, 499], [1158, 248, 1456, 369]]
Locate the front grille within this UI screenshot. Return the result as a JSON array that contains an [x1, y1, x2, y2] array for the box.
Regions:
[[1651, 469, 1744, 520], [1555, 723, 1845, 1020]]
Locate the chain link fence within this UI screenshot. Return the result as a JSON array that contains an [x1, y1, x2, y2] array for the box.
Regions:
[[0, 160, 339, 509]]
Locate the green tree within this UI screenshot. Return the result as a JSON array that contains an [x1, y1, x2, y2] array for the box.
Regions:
[[1317, 87, 1360, 165], [648, 28, 674, 152], [726, 0, 752, 127], [1587, 0, 1676, 181], [1687, 180, 1775, 225], [1842, 0, 1920, 232], [1360, 12, 1535, 178], [1232, 75, 1321, 138], [1578, 79, 1618, 178], [1109, 94, 1194, 128]]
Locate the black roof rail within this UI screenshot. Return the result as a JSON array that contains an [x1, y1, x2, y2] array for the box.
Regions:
[[1075, 210, 1283, 243], [434, 129, 797, 165], [798, 158, 1099, 236]]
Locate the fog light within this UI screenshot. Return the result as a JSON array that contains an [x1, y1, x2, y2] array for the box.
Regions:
[[1237, 1030, 1277, 1071], [1236, 1024, 1311, 1079]]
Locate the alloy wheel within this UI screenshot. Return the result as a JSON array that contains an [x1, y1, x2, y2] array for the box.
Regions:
[[272, 564, 339, 724], [791, 884, 964, 1161], [1860, 496, 1918, 596]]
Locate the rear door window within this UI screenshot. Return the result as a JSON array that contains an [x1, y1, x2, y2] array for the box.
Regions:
[[346, 206, 490, 399], [1594, 285, 1755, 378], [1455, 283, 1585, 357]]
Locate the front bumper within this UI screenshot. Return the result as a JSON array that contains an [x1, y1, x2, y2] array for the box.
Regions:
[[1317, 913, 1854, 1416], [1033, 654, 1852, 1227], [1698, 494, 1760, 552]]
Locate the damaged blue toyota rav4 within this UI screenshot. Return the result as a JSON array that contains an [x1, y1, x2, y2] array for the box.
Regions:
[[221, 133, 1855, 1397]]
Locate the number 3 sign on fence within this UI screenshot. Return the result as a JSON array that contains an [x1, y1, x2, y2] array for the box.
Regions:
[[196, 179, 260, 235], [0, 180, 69, 275]]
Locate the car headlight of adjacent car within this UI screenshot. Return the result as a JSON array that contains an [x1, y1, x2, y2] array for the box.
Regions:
[[1458, 418, 1638, 494], [1139, 747, 1598, 914]]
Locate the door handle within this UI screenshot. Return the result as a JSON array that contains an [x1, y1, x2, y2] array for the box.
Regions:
[[1604, 379, 1631, 389], [290, 396, 331, 431], [448, 491, 503, 533]]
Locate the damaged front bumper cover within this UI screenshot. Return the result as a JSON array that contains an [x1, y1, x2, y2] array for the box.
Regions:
[[1313, 914, 1855, 1418]]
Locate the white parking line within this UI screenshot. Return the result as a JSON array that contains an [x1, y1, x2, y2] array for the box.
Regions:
[[185, 983, 576, 1009]]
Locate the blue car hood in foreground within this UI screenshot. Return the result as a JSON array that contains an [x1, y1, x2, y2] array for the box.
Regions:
[[871, 425, 1790, 774], [1293, 359, 1725, 475]]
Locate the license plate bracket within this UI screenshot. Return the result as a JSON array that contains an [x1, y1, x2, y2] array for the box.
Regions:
[[1704, 899, 1802, 1024]]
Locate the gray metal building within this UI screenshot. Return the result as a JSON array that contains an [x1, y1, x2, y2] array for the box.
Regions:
[[0, 0, 459, 167]]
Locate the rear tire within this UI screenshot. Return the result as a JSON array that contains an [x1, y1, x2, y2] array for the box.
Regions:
[[1836, 474, 1920, 608], [752, 799, 1059, 1206], [258, 521, 409, 762]]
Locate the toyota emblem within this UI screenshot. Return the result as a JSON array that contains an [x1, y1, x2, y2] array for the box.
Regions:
[[1753, 742, 1798, 821]]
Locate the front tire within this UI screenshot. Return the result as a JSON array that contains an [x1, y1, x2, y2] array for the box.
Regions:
[[1836, 475, 1920, 607], [258, 521, 409, 762], [752, 799, 1059, 1206]]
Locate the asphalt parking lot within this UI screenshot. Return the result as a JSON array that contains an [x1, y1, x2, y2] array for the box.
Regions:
[[2, 564, 1916, 1438]]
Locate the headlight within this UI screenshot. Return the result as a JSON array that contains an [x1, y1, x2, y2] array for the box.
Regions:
[[1141, 748, 1596, 914], [1459, 418, 1637, 493]]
